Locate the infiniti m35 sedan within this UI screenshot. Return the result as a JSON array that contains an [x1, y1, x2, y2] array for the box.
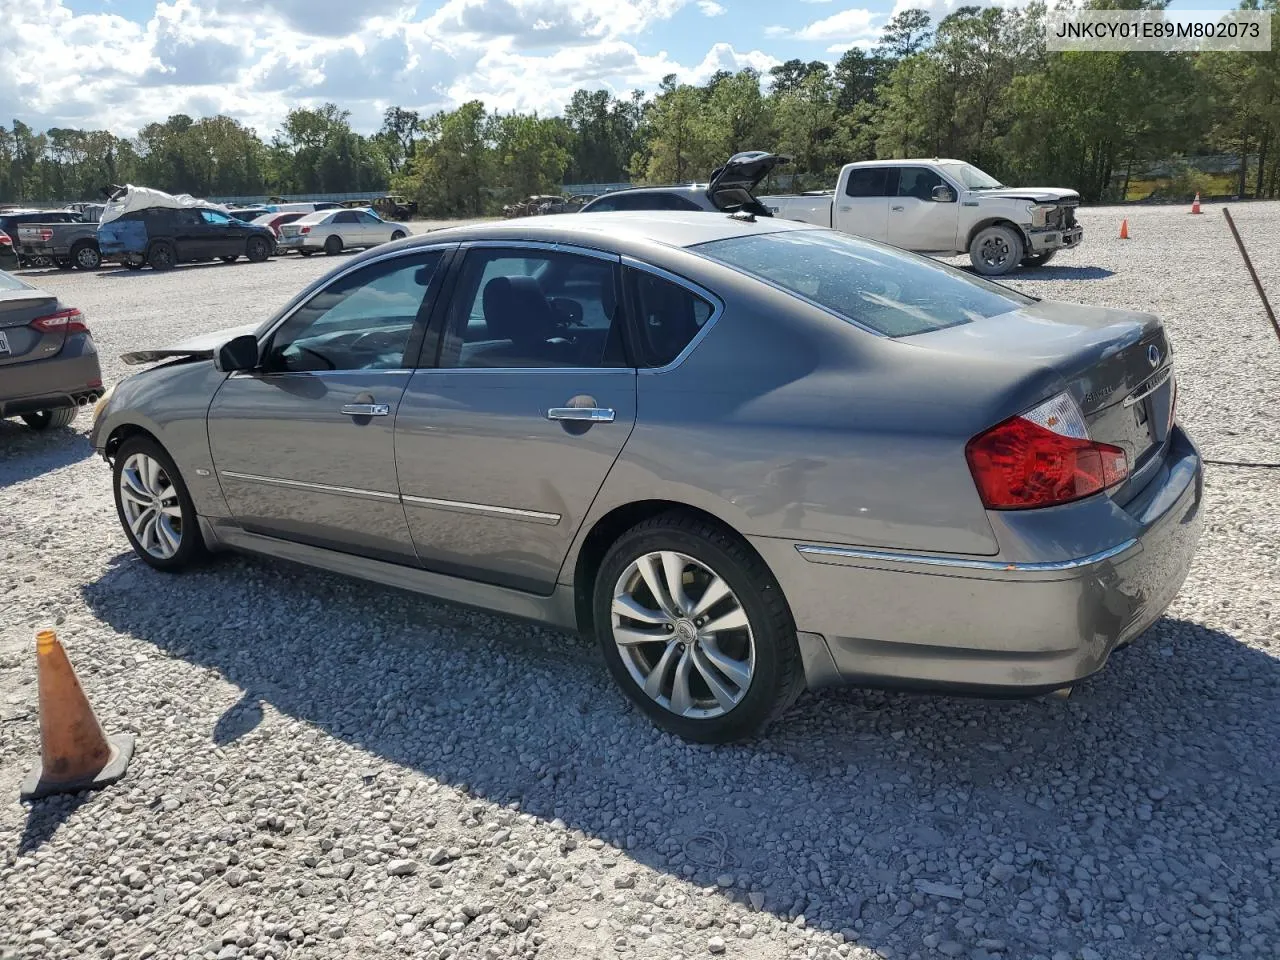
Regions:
[[90, 212, 1203, 742]]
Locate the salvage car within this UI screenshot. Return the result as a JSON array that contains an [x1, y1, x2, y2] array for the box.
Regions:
[[761, 159, 1082, 276], [579, 152, 789, 217], [99, 206, 276, 270], [90, 212, 1202, 743], [16, 219, 102, 270], [1, 270, 103, 430], [276, 208, 409, 256], [250, 211, 307, 239]]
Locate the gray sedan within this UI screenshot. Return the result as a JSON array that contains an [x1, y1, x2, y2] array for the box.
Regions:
[[89, 213, 1203, 742]]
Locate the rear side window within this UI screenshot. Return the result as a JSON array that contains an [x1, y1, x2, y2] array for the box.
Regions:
[[334, 211, 359, 224], [845, 168, 891, 197], [627, 269, 714, 367], [696, 230, 1031, 337]]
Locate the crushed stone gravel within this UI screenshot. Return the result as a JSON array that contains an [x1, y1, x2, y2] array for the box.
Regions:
[[1, 204, 1278, 960]]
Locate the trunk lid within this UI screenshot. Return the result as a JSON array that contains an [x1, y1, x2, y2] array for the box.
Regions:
[[279, 223, 302, 238], [0, 288, 64, 367], [914, 300, 1175, 497], [709, 152, 791, 210]]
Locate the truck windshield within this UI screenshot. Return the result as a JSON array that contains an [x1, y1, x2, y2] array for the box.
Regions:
[[694, 229, 1033, 337], [946, 163, 1004, 190]]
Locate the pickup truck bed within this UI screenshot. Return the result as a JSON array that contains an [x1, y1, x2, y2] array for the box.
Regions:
[[17, 222, 102, 270]]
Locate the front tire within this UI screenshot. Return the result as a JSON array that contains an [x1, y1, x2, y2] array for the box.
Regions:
[[148, 241, 176, 271], [112, 436, 206, 572], [593, 512, 802, 743], [245, 236, 270, 262], [969, 224, 1024, 276], [21, 408, 78, 431]]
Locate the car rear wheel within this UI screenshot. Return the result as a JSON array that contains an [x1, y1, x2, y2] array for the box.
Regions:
[[245, 236, 269, 262], [21, 408, 78, 431], [112, 436, 206, 572], [72, 242, 101, 270], [969, 224, 1024, 276], [593, 512, 803, 743], [324, 236, 343, 256], [148, 241, 176, 271]]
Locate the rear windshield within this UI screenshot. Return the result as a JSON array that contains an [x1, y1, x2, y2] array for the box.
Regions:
[[695, 229, 1033, 337], [0, 271, 31, 291]]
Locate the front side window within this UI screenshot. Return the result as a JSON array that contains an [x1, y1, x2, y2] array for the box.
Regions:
[[201, 210, 232, 225], [695, 230, 1032, 337], [357, 211, 381, 224], [264, 252, 443, 372], [628, 270, 714, 367], [439, 248, 624, 369], [897, 167, 946, 202]]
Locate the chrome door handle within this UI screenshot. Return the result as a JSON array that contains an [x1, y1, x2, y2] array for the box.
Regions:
[[838, 205, 852, 212], [891, 205, 905, 211], [547, 407, 615, 423], [341, 403, 390, 416]]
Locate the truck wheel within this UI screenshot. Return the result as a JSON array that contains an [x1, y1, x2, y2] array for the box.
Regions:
[[969, 224, 1023, 276], [72, 242, 101, 270], [245, 236, 270, 262], [148, 241, 176, 271], [1021, 250, 1057, 268], [323, 236, 343, 256]]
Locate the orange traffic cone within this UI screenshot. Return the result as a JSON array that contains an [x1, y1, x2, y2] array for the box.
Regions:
[[1119, 219, 1130, 240], [19, 630, 134, 801], [1190, 193, 1202, 214]]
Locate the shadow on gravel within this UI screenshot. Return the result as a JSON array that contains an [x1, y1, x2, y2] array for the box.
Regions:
[[0, 421, 92, 484], [17, 793, 92, 856], [1013, 266, 1117, 281], [81, 552, 1280, 956]]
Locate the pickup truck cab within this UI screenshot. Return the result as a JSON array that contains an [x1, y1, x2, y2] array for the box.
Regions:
[[761, 159, 1082, 276]]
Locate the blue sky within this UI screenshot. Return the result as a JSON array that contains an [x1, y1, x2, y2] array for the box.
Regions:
[[8, 0, 1243, 137]]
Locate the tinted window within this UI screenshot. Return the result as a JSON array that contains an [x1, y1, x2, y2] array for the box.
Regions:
[[334, 211, 359, 224], [265, 252, 442, 372], [174, 210, 202, 226], [355, 211, 380, 224], [654, 192, 704, 211], [696, 230, 1032, 337], [439, 249, 623, 369], [844, 168, 889, 198], [628, 270, 714, 367], [584, 196, 617, 212], [201, 210, 232, 225], [897, 167, 946, 201]]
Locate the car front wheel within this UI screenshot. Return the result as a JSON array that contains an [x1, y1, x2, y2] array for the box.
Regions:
[[112, 436, 206, 572], [969, 224, 1024, 276], [593, 512, 803, 743], [245, 236, 270, 262]]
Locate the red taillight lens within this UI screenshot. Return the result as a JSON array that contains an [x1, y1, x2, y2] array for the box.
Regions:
[[0, 234, 11, 247], [30, 308, 89, 334], [300, 226, 311, 234], [38, 228, 53, 242], [966, 393, 1128, 510]]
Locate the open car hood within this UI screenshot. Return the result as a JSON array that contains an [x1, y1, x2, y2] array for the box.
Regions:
[[708, 152, 791, 201], [121, 322, 257, 366]]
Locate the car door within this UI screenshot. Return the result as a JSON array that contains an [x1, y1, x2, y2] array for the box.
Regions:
[[394, 243, 638, 594], [168, 208, 209, 260], [201, 209, 245, 256], [355, 210, 387, 246], [833, 167, 895, 241], [328, 210, 359, 247], [207, 247, 452, 564], [887, 166, 961, 252]]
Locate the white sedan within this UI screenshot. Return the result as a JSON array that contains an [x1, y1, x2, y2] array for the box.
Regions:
[[277, 208, 411, 256]]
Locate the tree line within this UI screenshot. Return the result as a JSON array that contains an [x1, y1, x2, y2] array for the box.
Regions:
[[2, 1, 1276, 216]]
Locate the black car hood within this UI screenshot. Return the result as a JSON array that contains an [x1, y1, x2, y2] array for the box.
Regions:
[[121, 322, 257, 365]]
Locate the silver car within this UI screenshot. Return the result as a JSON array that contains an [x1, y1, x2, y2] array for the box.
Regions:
[[277, 208, 410, 257], [89, 212, 1203, 742]]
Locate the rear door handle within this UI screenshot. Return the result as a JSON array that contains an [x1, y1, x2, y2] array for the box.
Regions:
[[891, 205, 905, 211], [341, 403, 390, 417], [547, 407, 615, 423]]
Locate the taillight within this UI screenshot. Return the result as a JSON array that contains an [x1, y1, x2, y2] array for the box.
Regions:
[[0, 234, 11, 247], [38, 229, 53, 242], [30, 308, 89, 334], [300, 226, 311, 234], [965, 392, 1128, 510]]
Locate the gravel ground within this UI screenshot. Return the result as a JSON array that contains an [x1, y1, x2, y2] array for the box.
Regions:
[[1, 204, 1278, 960]]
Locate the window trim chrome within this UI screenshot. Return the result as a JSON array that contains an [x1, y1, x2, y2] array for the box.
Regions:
[[621, 256, 726, 373], [794, 539, 1138, 573]]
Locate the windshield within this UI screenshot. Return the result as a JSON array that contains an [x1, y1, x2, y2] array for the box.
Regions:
[[694, 229, 1032, 337], [945, 163, 1004, 190]]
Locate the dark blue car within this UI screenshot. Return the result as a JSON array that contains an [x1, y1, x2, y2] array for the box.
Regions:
[[98, 206, 276, 271]]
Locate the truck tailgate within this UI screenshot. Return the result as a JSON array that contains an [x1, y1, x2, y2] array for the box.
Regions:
[[760, 194, 833, 227]]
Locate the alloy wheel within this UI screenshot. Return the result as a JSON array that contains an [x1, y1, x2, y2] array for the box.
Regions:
[[611, 551, 755, 719], [118, 453, 183, 560], [979, 234, 1012, 269]]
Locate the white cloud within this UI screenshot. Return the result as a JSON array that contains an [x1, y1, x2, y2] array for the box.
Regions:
[[889, 0, 1024, 21], [764, 24, 790, 37], [426, 0, 691, 47], [795, 7, 878, 41], [697, 0, 726, 15]]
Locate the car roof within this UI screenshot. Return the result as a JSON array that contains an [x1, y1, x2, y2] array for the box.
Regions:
[[400, 210, 815, 251]]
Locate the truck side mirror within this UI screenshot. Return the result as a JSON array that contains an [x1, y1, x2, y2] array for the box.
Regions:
[[932, 185, 956, 203]]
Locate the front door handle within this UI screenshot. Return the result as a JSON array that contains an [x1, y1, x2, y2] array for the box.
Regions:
[[341, 403, 390, 417], [891, 205, 905, 211], [838, 205, 852, 212], [547, 407, 615, 423]]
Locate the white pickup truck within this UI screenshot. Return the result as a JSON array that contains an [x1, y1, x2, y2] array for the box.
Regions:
[[760, 159, 1083, 276]]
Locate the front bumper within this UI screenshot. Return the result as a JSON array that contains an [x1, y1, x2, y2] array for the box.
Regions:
[[1028, 224, 1084, 253], [752, 425, 1204, 695]]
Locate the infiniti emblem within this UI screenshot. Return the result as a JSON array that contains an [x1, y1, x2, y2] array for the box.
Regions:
[[1147, 344, 1161, 367]]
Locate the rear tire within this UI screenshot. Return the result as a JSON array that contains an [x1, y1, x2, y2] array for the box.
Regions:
[[390, 230, 406, 241], [324, 236, 343, 256], [72, 241, 101, 270], [21, 407, 78, 431], [148, 241, 176, 271], [245, 236, 269, 262], [592, 511, 803, 743], [969, 224, 1024, 276], [112, 436, 207, 572]]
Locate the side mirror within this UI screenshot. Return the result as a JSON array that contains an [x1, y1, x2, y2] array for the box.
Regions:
[[932, 185, 956, 203], [215, 334, 260, 373]]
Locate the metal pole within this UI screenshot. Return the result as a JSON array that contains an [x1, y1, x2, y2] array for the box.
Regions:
[[1223, 207, 1280, 346]]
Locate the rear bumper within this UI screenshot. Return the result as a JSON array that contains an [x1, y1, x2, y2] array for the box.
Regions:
[[277, 236, 320, 251], [753, 425, 1203, 695], [0, 334, 104, 416]]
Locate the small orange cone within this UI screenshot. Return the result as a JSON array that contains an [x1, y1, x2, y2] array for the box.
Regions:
[[19, 630, 134, 802], [1190, 193, 1202, 214], [1119, 219, 1130, 240]]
